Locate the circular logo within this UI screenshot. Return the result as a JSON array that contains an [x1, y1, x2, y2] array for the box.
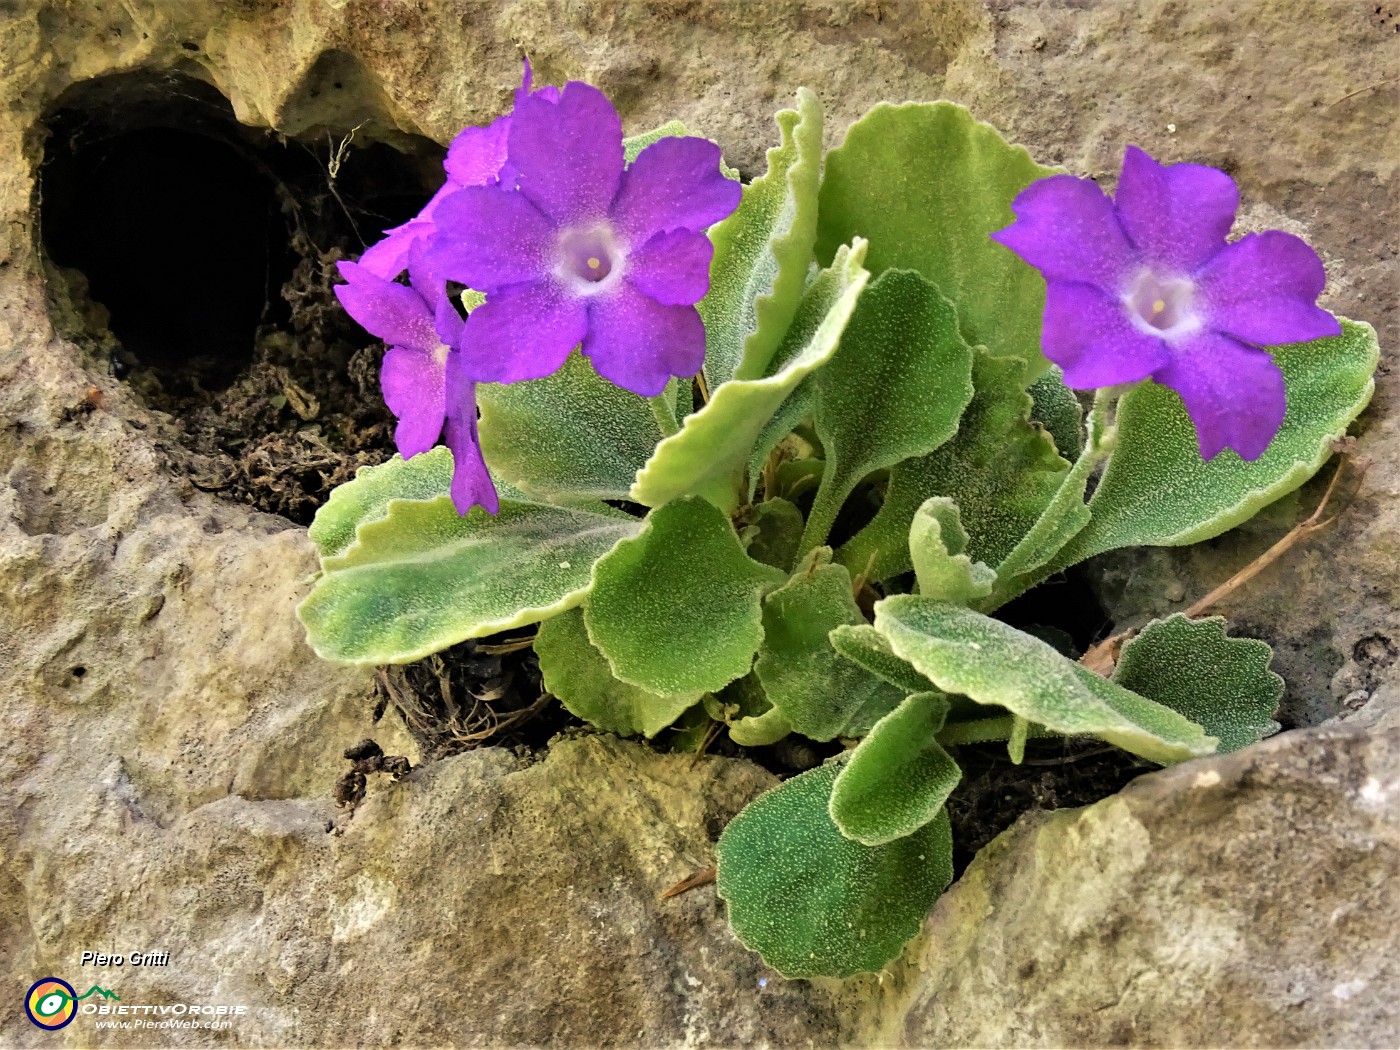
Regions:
[[25, 978, 77, 1030]]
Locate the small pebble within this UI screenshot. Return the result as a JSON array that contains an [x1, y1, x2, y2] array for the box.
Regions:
[[1164, 580, 1186, 602]]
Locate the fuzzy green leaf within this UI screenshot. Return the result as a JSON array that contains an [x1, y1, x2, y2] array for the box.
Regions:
[[1051, 318, 1378, 567], [830, 693, 961, 846], [716, 763, 953, 979], [802, 270, 975, 553], [299, 496, 640, 665], [828, 624, 937, 696], [1113, 615, 1283, 752], [632, 241, 869, 511], [743, 497, 806, 573], [874, 596, 1218, 765], [479, 350, 669, 503], [755, 550, 906, 741], [308, 447, 454, 559], [709, 674, 794, 746], [839, 349, 1070, 583], [815, 101, 1054, 381], [909, 497, 996, 604], [535, 608, 701, 738], [1029, 366, 1084, 461], [586, 497, 785, 695], [702, 89, 822, 389]]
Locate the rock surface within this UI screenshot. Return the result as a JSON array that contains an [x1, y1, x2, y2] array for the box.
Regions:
[[0, 0, 1396, 1047], [896, 722, 1400, 1047]]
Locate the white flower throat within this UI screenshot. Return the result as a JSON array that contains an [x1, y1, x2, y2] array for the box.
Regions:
[[556, 223, 625, 296], [1123, 268, 1201, 343]]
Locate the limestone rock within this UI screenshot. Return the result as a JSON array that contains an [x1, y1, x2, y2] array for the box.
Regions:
[[897, 723, 1400, 1047], [0, 0, 1396, 1046]]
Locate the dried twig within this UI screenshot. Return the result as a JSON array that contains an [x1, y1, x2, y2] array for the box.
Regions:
[[659, 864, 717, 900]]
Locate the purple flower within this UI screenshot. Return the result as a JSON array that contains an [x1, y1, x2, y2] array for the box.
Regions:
[[357, 60, 559, 281], [425, 81, 741, 397], [334, 258, 497, 515], [992, 145, 1341, 460]]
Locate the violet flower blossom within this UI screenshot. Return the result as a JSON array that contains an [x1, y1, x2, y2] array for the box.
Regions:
[[334, 258, 497, 514], [357, 61, 558, 281], [993, 145, 1340, 460], [425, 81, 741, 397]]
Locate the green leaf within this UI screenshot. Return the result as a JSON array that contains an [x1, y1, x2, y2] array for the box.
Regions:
[[1029, 366, 1084, 461], [1113, 614, 1283, 753], [308, 447, 454, 559], [874, 595, 1219, 765], [535, 608, 700, 738], [754, 550, 907, 741], [909, 497, 996, 604], [815, 101, 1054, 381], [830, 693, 961, 846], [802, 270, 975, 553], [298, 496, 640, 665], [711, 674, 794, 746], [743, 498, 806, 573], [839, 349, 1070, 583], [585, 497, 785, 695], [701, 89, 823, 389], [1051, 318, 1379, 567], [478, 350, 668, 504], [631, 241, 869, 511], [716, 763, 954, 979], [745, 380, 816, 501], [828, 623, 936, 695]]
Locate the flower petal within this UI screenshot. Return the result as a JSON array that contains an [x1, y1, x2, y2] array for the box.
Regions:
[[990, 175, 1136, 291], [582, 283, 705, 397], [1151, 331, 1285, 461], [443, 352, 499, 515], [334, 260, 438, 353], [444, 115, 511, 187], [1041, 281, 1170, 388], [457, 280, 587, 384], [358, 220, 434, 280], [626, 228, 715, 306], [1197, 231, 1341, 346], [506, 81, 623, 225], [1114, 145, 1239, 274], [610, 137, 740, 242], [380, 346, 447, 458], [425, 185, 555, 293]]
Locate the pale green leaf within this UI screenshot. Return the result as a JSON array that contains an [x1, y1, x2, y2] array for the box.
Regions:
[[830, 692, 961, 846], [535, 608, 701, 738], [909, 497, 996, 604], [802, 270, 975, 553], [631, 241, 869, 511], [743, 498, 806, 573], [828, 623, 936, 696], [712, 673, 794, 747], [716, 763, 954, 979], [1113, 615, 1283, 752], [815, 101, 1054, 381], [754, 549, 905, 741], [479, 350, 668, 504], [298, 497, 640, 665], [1051, 318, 1378, 567], [839, 349, 1069, 583], [874, 596, 1218, 765], [308, 447, 454, 559], [702, 89, 822, 389], [586, 497, 785, 695]]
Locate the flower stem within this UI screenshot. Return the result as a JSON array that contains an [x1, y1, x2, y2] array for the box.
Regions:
[[649, 386, 680, 438]]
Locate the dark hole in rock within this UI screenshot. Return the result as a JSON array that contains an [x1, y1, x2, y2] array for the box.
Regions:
[[71, 666, 86, 678], [38, 71, 442, 524]]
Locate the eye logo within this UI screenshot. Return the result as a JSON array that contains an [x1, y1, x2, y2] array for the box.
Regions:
[[25, 978, 77, 1030]]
